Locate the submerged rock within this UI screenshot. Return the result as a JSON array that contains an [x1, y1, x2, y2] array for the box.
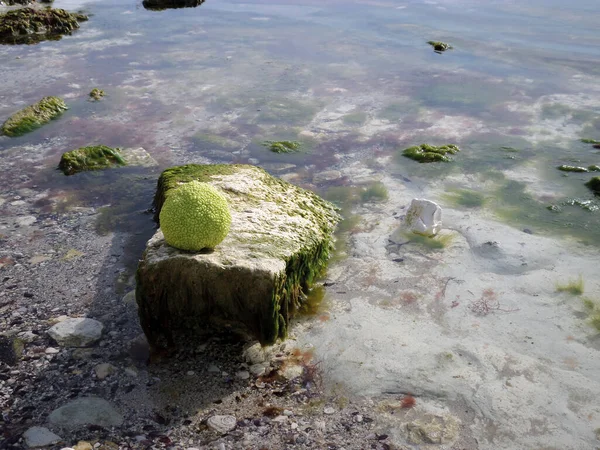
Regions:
[[585, 176, 600, 194], [58, 145, 126, 175], [137, 164, 339, 348], [557, 165, 589, 173], [404, 198, 442, 236], [0, 96, 67, 137], [406, 414, 460, 445], [0, 7, 87, 45], [48, 397, 123, 428], [401, 143, 459, 163], [262, 140, 301, 154], [142, 0, 204, 10]]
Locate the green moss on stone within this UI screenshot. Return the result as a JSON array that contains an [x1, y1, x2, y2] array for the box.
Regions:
[[262, 140, 301, 154], [427, 41, 453, 52], [401, 143, 460, 163], [0, 7, 87, 45], [89, 88, 105, 101], [1, 96, 67, 137], [58, 145, 126, 175], [585, 176, 600, 194]]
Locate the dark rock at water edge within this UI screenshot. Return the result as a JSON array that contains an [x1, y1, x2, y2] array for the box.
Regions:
[[0, 7, 87, 45], [585, 176, 600, 194], [142, 0, 204, 11], [136, 164, 340, 349]]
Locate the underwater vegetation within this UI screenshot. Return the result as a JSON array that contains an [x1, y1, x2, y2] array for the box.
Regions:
[[556, 275, 584, 296], [427, 41, 453, 53], [1, 96, 67, 137], [262, 140, 301, 154], [89, 88, 105, 101], [582, 298, 600, 332], [443, 189, 486, 208], [401, 144, 460, 163], [0, 7, 88, 45], [58, 145, 126, 176], [581, 139, 600, 145], [360, 182, 388, 202]]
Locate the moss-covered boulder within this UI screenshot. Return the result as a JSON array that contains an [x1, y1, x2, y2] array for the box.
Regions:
[[136, 164, 340, 349], [1, 96, 67, 137], [89, 88, 105, 101], [401, 143, 460, 163], [585, 176, 600, 194], [0, 7, 87, 45], [427, 41, 453, 53], [142, 0, 204, 10], [58, 145, 126, 175]]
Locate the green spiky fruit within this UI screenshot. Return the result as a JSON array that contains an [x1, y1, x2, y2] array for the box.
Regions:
[[159, 181, 231, 251]]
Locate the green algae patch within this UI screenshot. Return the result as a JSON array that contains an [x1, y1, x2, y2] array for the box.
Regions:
[[138, 164, 340, 348], [427, 41, 453, 53], [89, 88, 105, 101], [58, 145, 126, 176], [581, 139, 600, 145], [401, 143, 460, 163], [556, 275, 584, 296], [0, 7, 88, 45], [443, 189, 486, 208], [585, 176, 600, 194], [1, 96, 67, 137], [262, 140, 301, 154], [360, 182, 388, 203]]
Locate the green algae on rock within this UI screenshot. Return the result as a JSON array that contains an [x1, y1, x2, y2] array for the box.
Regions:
[[1, 96, 67, 137], [401, 143, 460, 163], [137, 164, 340, 348], [585, 176, 600, 194], [558, 165, 589, 173], [142, 0, 204, 10], [427, 41, 453, 53], [0, 7, 88, 45], [581, 139, 600, 145], [89, 88, 105, 101], [262, 140, 301, 154], [58, 145, 126, 176]]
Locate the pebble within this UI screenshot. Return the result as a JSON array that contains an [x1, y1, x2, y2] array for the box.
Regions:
[[23, 426, 62, 447], [47, 317, 103, 347], [49, 397, 123, 428], [323, 407, 335, 415], [236, 370, 250, 380], [243, 342, 266, 365], [207, 364, 220, 373], [354, 414, 363, 423], [207, 415, 237, 434], [45, 347, 59, 354], [124, 367, 138, 377], [187, 371, 195, 376], [94, 363, 117, 380], [249, 363, 267, 377]]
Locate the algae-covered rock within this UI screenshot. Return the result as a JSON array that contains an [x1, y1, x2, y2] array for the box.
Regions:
[[262, 140, 301, 154], [401, 143, 459, 163], [1, 96, 67, 137], [0, 7, 87, 45], [142, 0, 204, 10], [427, 41, 453, 53], [558, 165, 589, 173], [0, 335, 24, 366], [58, 145, 126, 175], [89, 88, 105, 101], [585, 176, 600, 194], [137, 164, 340, 348], [406, 414, 460, 445]]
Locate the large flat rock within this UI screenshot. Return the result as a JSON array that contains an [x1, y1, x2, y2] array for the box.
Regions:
[[136, 164, 339, 348]]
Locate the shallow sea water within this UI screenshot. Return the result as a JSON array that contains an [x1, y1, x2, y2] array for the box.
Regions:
[[1, 0, 600, 448]]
